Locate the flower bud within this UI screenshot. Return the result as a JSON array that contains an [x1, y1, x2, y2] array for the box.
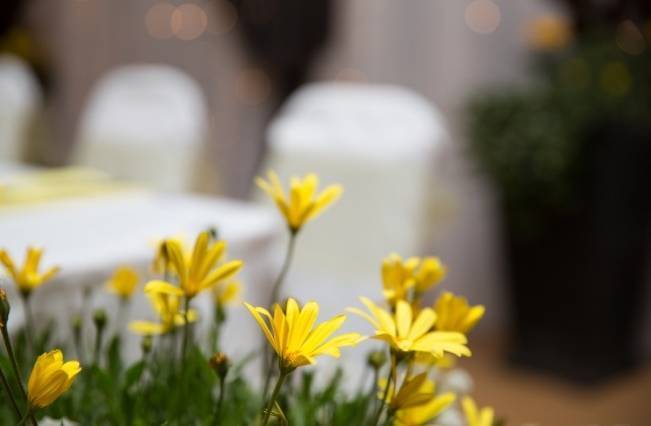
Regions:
[[0, 288, 10, 327], [71, 314, 82, 334], [140, 335, 153, 355], [209, 352, 230, 380], [367, 350, 387, 370], [92, 309, 107, 332], [70, 314, 83, 338], [207, 227, 219, 241]]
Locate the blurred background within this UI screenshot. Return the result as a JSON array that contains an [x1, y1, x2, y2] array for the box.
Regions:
[[1, 0, 650, 423]]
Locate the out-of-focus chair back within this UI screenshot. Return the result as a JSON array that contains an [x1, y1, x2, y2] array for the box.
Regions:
[[264, 82, 448, 288], [74, 65, 207, 192], [0, 54, 41, 161]]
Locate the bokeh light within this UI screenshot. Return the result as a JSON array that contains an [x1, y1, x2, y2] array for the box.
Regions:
[[235, 68, 272, 106], [615, 20, 646, 55], [171, 3, 208, 41], [600, 62, 632, 97], [145, 2, 175, 40], [525, 15, 572, 51], [465, 0, 501, 35], [208, 0, 238, 35]]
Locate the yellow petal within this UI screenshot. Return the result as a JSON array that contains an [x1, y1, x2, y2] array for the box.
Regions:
[[287, 300, 318, 351], [408, 308, 437, 341], [395, 300, 412, 339], [189, 231, 210, 279], [301, 314, 345, 354], [346, 307, 380, 330], [360, 297, 396, 337], [202, 260, 243, 289], [196, 240, 226, 279], [129, 321, 166, 335], [0, 250, 18, 279], [244, 302, 277, 354], [165, 240, 188, 285], [25, 247, 43, 275], [311, 332, 363, 358], [462, 396, 479, 426], [144, 280, 184, 296], [267, 170, 286, 199], [305, 185, 342, 222], [460, 305, 485, 334], [41, 266, 61, 283], [411, 331, 470, 357]]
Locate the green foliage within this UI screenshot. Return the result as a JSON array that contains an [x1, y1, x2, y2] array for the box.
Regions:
[[0, 321, 381, 425], [467, 31, 651, 236]]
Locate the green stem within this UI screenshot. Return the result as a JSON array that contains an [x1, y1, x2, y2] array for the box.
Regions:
[[268, 231, 297, 307], [261, 354, 277, 402], [213, 375, 226, 425], [20, 295, 34, 360], [382, 410, 395, 426], [371, 352, 396, 426], [117, 299, 128, 335], [93, 325, 104, 367], [211, 304, 225, 353], [1, 326, 27, 400], [1, 326, 37, 425], [368, 367, 380, 411], [261, 369, 289, 426], [262, 232, 297, 397], [72, 325, 84, 365], [17, 406, 37, 426], [0, 359, 23, 421], [181, 297, 191, 364]]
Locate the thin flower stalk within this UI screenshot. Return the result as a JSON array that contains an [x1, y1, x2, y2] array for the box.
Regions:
[[372, 351, 397, 426], [0, 364, 22, 421], [261, 367, 290, 426], [262, 232, 297, 397]]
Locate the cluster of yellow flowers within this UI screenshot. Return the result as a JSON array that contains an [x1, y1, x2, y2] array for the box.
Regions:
[[125, 231, 243, 338], [0, 170, 495, 425], [249, 170, 494, 426], [0, 249, 80, 421]]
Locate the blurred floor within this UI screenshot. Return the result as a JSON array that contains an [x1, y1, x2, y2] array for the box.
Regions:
[[462, 335, 651, 425]]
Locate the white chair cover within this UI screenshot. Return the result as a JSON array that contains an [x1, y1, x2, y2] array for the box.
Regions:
[[0, 54, 41, 161], [74, 65, 208, 191], [264, 82, 447, 283]]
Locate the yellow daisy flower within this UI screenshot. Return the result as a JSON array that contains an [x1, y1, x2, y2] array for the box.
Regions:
[[382, 254, 447, 303], [413, 257, 446, 293], [214, 281, 241, 306], [387, 374, 456, 426], [244, 298, 363, 370], [106, 266, 139, 300], [434, 292, 485, 334], [0, 247, 60, 296], [151, 234, 188, 275], [349, 298, 471, 358], [462, 396, 495, 426], [27, 349, 81, 409], [129, 285, 197, 335], [382, 254, 419, 304], [256, 170, 342, 233], [146, 231, 243, 300]]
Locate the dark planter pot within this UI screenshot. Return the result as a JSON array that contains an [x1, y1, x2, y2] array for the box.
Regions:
[[504, 120, 651, 384]]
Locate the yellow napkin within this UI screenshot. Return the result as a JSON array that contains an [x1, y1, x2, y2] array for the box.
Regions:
[[0, 167, 138, 208]]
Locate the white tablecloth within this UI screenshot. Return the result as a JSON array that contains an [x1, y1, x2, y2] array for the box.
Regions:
[[0, 188, 284, 362]]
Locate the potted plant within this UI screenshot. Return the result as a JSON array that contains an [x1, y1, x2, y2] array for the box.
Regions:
[[467, 9, 651, 383]]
